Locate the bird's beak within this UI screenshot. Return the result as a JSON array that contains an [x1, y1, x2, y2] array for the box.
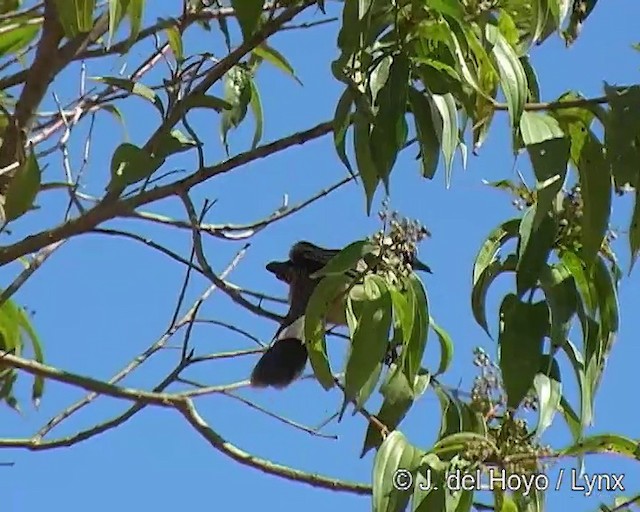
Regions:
[[412, 257, 433, 274], [266, 260, 293, 282]]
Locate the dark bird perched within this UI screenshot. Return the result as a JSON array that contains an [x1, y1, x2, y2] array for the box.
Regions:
[[249, 241, 431, 389]]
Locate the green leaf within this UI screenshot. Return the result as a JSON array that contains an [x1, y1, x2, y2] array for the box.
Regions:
[[592, 255, 619, 337], [220, 66, 252, 152], [0, 16, 40, 57], [361, 366, 415, 456], [304, 275, 350, 390], [562, 434, 640, 459], [499, 496, 519, 512], [430, 93, 459, 188], [402, 276, 429, 384], [106, 143, 161, 194], [473, 219, 521, 285], [91, 76, 164, 116], [370, 53, 410, 187], [557, 395, 582, 441], [576, 132, 612, 267], [498, 295, 548, 409], [630, 188, 640, 273], [3, 149, 41, 223], [603, 85, 640, 191], [311, 239, 375, 278], [183, 94, 233, 112], [0, 296, 22, 356], [373, 431, 421, 512], [248, 79, 263, 150], [516, 205, 557, 296], [390, 282, 415, 349], [429, 318, 453, 375], [353, 113, 380, 215], [471, 254, 517, 337], [561, 338, 593, 428], [53, 0, 96, 36], [408, 87, 440, 179], [252, 43, 302, 85], [344, 275, 392, 403], [560, 251, 596, 314], [520, 111, 566, 145], [333, 88, 355, 175], [16, 307, 45, 405], [165, 24, 183, 61], [520, 56, 541, 102], [153, 129, 198, 160], [526, 135, 570, 228], [231, 0, 262, 41], [486, 24, 527, 130], [538, 263, 578, 350], [434, 386, 488, 441], [107, 0, 130, 49], [126, 0, 145, 45], [432, 432, 498, 457], [534, 356, 562, 436]]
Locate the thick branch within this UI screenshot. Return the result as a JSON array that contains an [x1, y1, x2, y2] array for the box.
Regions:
[[0, 119, 334, 266]]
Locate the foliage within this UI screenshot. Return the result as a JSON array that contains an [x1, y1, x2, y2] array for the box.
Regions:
[[0, 1, 638, 511]]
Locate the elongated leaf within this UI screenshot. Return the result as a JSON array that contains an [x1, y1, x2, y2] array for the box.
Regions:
[[473, 219, 521, 284], [576, 132, 612, 267], [486, 24, 528, 130], [54, 0, 96, 36], [16, 307, 45, 405], [312, 239, 375, 278], [361, 366, 414, 456], [165, 24, 183, 61], [516, 205, 557, 296], [471, 254, 517, 337], [429, 318, 453, 375], [344, 275, 392, 403], [430, 93, 458, 188], [248, 79, 263, 149], [107, 0, 130, 49], [253, 43, 302, 85], [333, 88, 355, 175], [403, 276, 429, 384], [92, 76, 164, 116], [373, 431, 421, 512], [603, 85, 640, 191], [183, 94, 233, 112], [562, 434, 640, 459], [561, 338, 593, 428], [499, 295, 548, 409], [231, 0, 262, 40], [527, 135, 570, 228], [370, 53, 410, 187], [520, 108, 566, 145], [106, 143, 161, 195], [304, 274, 350, 390], [408, 87, 440, 179], [354, 113, 380, 214], [0, 16, 40, 57], [630, 188, 640, 274], [534, 356, 562, 436], [126, 0, 145, 44], [220, 66, 252, 152], [3, 149, 41, 223], [538, 262, 577, 349]]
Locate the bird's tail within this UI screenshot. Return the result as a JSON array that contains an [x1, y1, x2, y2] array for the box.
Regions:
[[250, 316, 308, 389], [250, 337, 308, 388]]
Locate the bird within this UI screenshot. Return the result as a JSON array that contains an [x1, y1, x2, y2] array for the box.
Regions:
[[249, 241, 431, 389]]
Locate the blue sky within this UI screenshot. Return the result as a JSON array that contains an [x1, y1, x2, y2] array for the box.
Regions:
[[1, 2, 639, 511]]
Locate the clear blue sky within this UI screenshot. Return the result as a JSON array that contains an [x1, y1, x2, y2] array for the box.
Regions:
[[1, 2, 639, 511]]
